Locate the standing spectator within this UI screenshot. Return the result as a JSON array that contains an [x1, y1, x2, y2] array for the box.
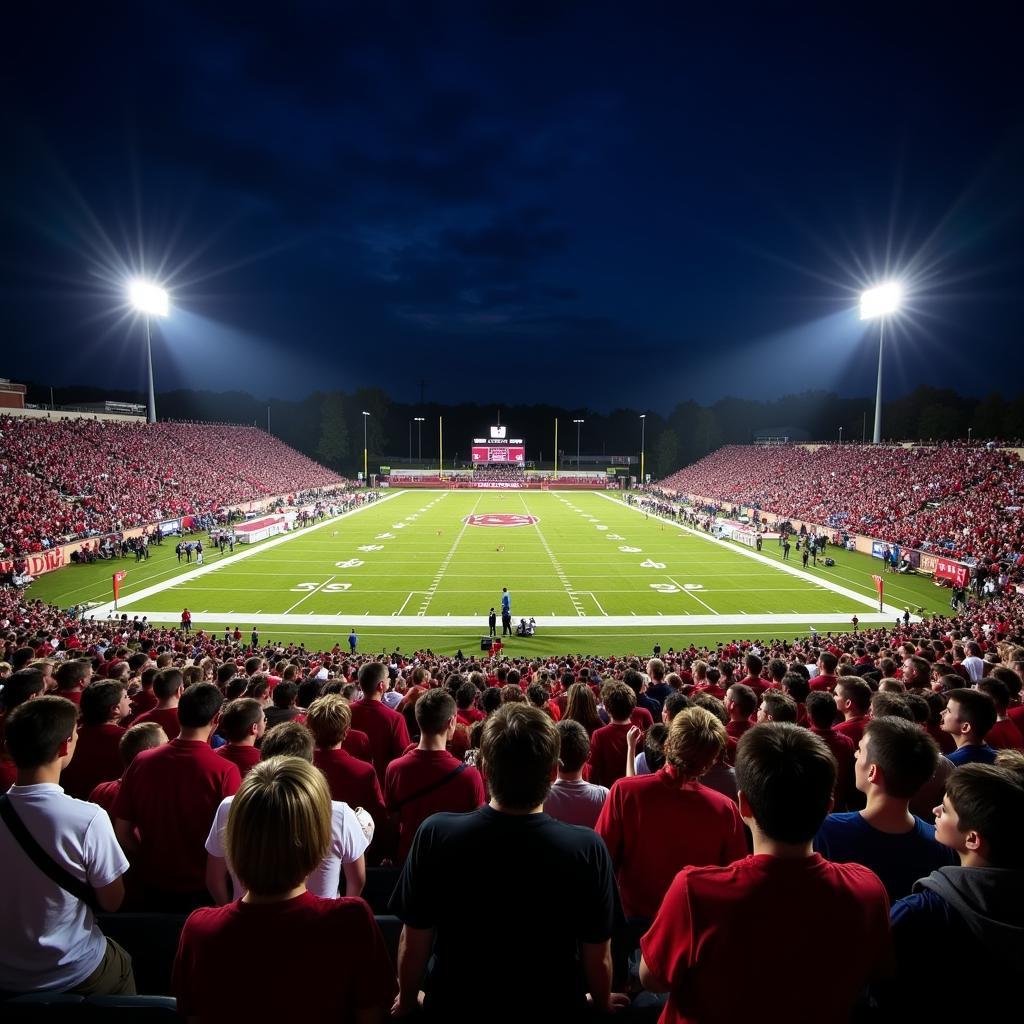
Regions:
[[263, 681, 304, 729], [113, 683, 240, 911], [544, 720, 609, 828], [350, 661, 411, 782], [88, 722, 168, 819], [833, 677, 872, 747], [941, 689, 999, 765], [54, 659, 91, 706], [596, 707, 747, 921], [390, 704, 624, 1020], [639, 723, 891, 1022], [348, 629, 358, 654], [215, 698, 266, 778], [805, 692, 856, 811], [132, 667, 184, 740], [174, 756, 394, 1020], [0, 697, 133, 995], [205, 722, 369, 904], [814, 717, 956, 901], [384, 689, 485, 862], [59, 681, 128, 800], [589, 682, 638, 788]]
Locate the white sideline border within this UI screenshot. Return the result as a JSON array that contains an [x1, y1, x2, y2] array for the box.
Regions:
[[91, 490, 404, 618], [595, 491, 910, 619]]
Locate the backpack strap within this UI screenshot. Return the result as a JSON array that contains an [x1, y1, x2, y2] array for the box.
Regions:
[[391, 762, 469, 812], [0, 794, 99, 913]]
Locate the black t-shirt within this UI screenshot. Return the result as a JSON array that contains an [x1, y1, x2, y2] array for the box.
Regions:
[[391, 805, 621, 1020]]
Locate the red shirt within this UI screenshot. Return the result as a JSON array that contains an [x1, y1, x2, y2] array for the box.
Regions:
[[384, 748, 486, 861], [725, 719, 753, 741], [735, 674, 766, 696], [128, 690, 158, 720], [810, 726, 857, 811], [132, 706, 181, 740], [595, 767, 748, 919], [342, 728, 373, 764], [810, 672, 838, 693], [89, 778, 121, 818], [1007, 704, 1024, 739], [349, 698, 411, 781], [60, 722, 125, 800], [55, 688, 83, 706], [113, 738, 240, 894], [589, 722, 633, 789], [216, 743, 261, 777], [630, 707, 655, 732], [641, 854, 891, 1024], [834, 715, 868, 748], [173, 892, 395, 1019], [313, 747, 387, 828], [986, 719, 1024, 750]]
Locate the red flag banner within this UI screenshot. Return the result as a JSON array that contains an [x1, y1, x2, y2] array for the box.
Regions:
[[871, 574, 884, 609], [935, 558, 969, 589], [112, 571, 127, 602]]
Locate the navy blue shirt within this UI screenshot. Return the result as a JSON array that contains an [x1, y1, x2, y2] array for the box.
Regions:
[[814, 812, 957, 901], [946, 744, 997, 766]]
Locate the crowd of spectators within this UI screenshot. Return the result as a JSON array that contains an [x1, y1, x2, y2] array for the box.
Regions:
[[2, 565, 1023, 1017], [658, 442, 1024, 566], [0, 415, 347, 558]]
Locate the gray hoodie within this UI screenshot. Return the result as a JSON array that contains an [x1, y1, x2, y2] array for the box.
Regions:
[[917, 865, 1024, 969]]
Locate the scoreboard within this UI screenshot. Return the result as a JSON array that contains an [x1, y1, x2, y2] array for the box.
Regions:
[[471, 445, 525, 464]]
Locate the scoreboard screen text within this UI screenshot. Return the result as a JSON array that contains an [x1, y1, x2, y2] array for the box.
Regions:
[[471, 445, 525, 463]]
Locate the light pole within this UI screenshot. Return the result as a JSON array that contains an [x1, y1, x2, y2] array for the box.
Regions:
[[640, 414, 646, 486], [129, 279, 169, 423], [968, 426, 973, 442], [361, 411, 370, 483], [414, 416, 425, 461], [573, 419, 584, 469], [859, 281, 903, 444], [839, 426, 843, 445]]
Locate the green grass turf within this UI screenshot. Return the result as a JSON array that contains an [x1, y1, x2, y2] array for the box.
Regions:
[[27, 490, 954, 656]]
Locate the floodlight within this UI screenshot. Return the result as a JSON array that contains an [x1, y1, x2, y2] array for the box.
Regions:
[[129, 279, 169, 317], [859, 281, 902, 320]]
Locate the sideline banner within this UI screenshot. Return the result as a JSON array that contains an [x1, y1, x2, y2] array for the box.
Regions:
[[935, 558, 970, 588]]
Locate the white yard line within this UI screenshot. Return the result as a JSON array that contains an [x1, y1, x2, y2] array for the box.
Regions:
[[418, 495, 482, 615], [395, 592, 415, 616], [89, 491, 403, 617], [596, 492, 908, 618], [518, 492, 585, 616]]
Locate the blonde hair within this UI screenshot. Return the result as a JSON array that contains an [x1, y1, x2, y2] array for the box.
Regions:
[[304, 694, 351, 747], [664, 706, 727, 780], [225, 756, 331, 896]]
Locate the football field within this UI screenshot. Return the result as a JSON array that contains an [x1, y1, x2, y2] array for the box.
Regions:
[[29, 489, 948, 655]]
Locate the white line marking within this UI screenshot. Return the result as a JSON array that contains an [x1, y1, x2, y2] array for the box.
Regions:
[[284, 576, 337, 614], [395, 592, 414, 616], [667, 575, 718, 613], [418, 495, 482, 615]]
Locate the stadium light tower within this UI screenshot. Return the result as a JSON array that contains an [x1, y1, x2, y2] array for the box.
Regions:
[[859, 281, 903, 444], [129, 279, 169, 423], [414, 416, 425, 461], [573, 419, 584, 469], [361, 411, 370, 483], [639, 414, 646, 486]]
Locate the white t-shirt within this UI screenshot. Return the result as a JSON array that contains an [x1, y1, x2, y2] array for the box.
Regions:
[[962, 655, 984, 682], [205, 796, 368, 900], [0, 784, 128, 992], [543, 778, 609, 829]]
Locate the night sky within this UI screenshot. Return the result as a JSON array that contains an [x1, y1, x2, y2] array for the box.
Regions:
[[2, 3, 1021, 408]]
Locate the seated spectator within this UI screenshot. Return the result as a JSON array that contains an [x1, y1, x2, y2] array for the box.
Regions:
[[350, 661, 411, 782], [215, 697, 266, 777], [113, 683, 239, 911], [59, 680, 128, 800], [942, 688, 999, 765], [0, 667, 46, 789], [544, 719, 609, 827], [0, 696, 133, 995], [127, 666, 159, 720], [597, 707, 747, 921], [307, 695, 387, 854], [174, 756, 395, 1020], [54, 658, 91, 706], [814, 716, 956, 900], [88, 722, 167, 818], [884, 752, 1024, 1018], [590, 681, 638, 788], [131, 666, 183, 740], [206, 721, 368, 903], [640, 723, 891, 1022], [390, 704, 625, 1021], [757, 689, 798, 723], [384, 688, 485, 862]]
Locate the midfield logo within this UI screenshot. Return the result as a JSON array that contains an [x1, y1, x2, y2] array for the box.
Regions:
[[464, 514, 539, 528]]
